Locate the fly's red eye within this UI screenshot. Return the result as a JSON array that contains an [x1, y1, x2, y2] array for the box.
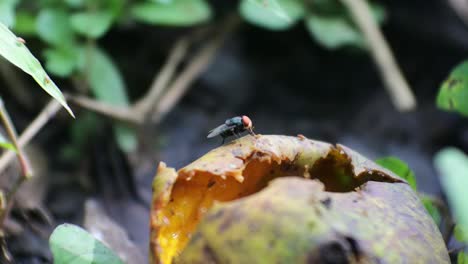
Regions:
[[242, 115, 252, 128]]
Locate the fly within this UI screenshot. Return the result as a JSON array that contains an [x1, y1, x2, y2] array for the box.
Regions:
[[207, 115, 255, 144]]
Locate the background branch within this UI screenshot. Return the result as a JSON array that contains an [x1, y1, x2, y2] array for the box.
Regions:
[[151, 15, 240, 123], [132, 38, 190, 117], [448, 0, 468, 28], [0, 99, 62, 176], [340, 0, 417, 111]]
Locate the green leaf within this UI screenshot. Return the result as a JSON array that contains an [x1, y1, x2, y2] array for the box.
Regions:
[[304, 0, 385, 50], [305, 14, 365, 49], [44, 46, 79, 77], [239, 0, 304, 30], [455, 224, 468, 243], [107, 0, 126, 18], [434, 148, 468, 233], [79, 46, 136, 152], [0, 22, 74, 117], [49, 223, 124, 264], [437, 60, 468, 116], [131, 0, 212, 26], [79, 47, 128, 106], [375, 156, 417, 191], [0, 132, 16, 152], [36, 8, 74, 46], [0, 0, 19, 27], [71, 11, 113, 38], [13, 11, 37, 36], [420, 196, 441, 226], [459, 252, 468, 264]]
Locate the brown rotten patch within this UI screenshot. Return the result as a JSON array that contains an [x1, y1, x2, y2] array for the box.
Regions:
[[150, 135, 449, 264]]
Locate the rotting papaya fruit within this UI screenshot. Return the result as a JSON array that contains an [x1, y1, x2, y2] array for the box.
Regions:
[[150, 135, 449, 264]]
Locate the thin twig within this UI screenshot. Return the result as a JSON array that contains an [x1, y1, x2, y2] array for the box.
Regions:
[[67, 95, 142, 125], [132, 38, 190, 117], [340, 0, 416, 111], [448, 245, 466, 254], [67, 16, 239, 125], [151, 16, 240, 123], [448, 0, 468, 28], [0, 98, 33, 229], [0, 100, 32, 178], [0, 178, 25, 228], [0, 99, 62, 176]]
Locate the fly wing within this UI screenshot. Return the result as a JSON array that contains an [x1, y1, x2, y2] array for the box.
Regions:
[[207, 124, 230, 138], [225, 116, 242, 126]]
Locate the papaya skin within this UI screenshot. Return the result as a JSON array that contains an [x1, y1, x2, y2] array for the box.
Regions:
[[150, 135, 448, 264]]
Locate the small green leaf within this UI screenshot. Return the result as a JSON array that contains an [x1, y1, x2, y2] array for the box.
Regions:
[[49, 223, 124, 264], [79, 46, 136, 152], [131, 0, 212, 26], [239, 0, 304, 30], [0, 0, 19, 27], [375, 156, 417, 191], [36, 8, 74, 46], [79, 47, 128, 106], [0, 132, 16, 152], [0, 22, 74, 117], [434, 148, 468, 233], [420, 196, 441, 226], [459, 252, 468, 264], [437, 60, 468, 116], [13, 11, 37, 36], [44, 46, 79, 77], [305, 14, 364, 49], [455, 224, 468, 243], [71, 11, 113, 38]]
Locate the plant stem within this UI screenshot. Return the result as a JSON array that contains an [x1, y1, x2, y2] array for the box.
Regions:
[[340, 0, 416, 111], [0, 98, 33, 229], [0, 99, 31, 178], [0, 99, 62, 176]]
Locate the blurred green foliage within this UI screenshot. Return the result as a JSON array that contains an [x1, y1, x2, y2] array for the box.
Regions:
[[455, 224, 468, 243], [460, 251, 468, 264], [375, 156, 441, 225], [437, 60, 468, 117], [50, 224, 123, 264], [435, 148, 468, 238], [1, 0, 215, 153], [131, 0, 212, 26], [1, 0, 385, 153], [240, 0, 305, 30], [436, 61, 468, 262], [376, 156, 417, 191], [240, 0, 386, 49]]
